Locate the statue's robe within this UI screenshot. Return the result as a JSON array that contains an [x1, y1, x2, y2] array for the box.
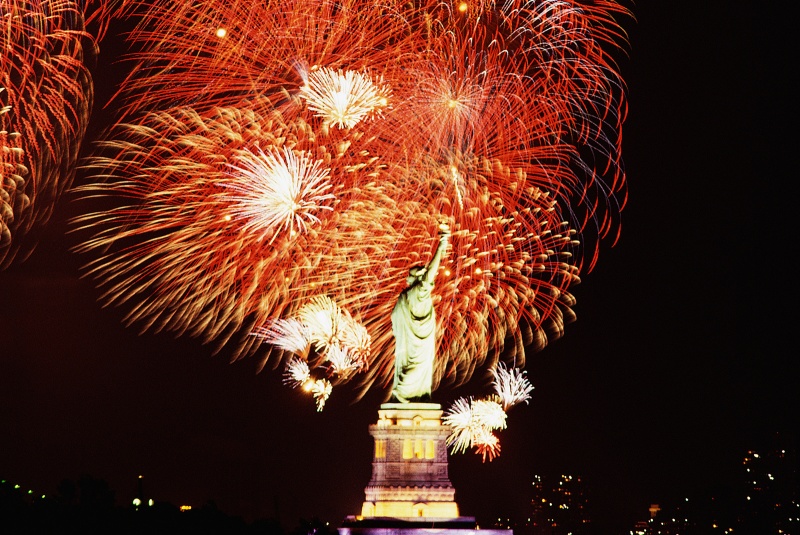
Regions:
[[391, 278, 435, 402]]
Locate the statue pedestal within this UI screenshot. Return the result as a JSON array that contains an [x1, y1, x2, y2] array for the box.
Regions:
[[340, 403, 511, 535], [358, 403, 459, 520]]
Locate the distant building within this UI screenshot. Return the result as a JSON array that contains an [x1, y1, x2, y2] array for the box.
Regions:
[[630, 434, 798, 535], [630, 519, 648, 535], [740, 438, 798, 534], [529, 474, 591, 535]]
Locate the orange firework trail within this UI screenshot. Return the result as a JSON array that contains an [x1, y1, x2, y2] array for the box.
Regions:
[[75, 0, 630, 401], [0, 0, 126, 267]]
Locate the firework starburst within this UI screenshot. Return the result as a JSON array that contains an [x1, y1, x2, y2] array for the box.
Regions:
[[75, 0, 630, 409], [444, 364, 532, 460], [225, 147, 335, 244], [308, 378, 333, 412], [255, 295, 371, 410], [492, 362, 534, 410], [282, 356, 311, 388], [299, 67, 391, 129]]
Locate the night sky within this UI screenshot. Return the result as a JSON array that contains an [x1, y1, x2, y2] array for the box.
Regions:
[[1, 1, 797, 533]]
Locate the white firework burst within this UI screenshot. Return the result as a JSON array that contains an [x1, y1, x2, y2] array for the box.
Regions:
[[338, 309, 371, 365], [307, 378, 332, 411], [472, 398, 507, 431], [492, 363, 534, 410], [253, 318, 310, 358], [283, 356, 311, 388], [444, 397, 506, 460], [323, 344, 362, 378], [254, 296, 370, 410], [297, 295, 342, 354], [299, 67, 391, 129], [443, 397, 476, 454], [225, 147, 334, 243]]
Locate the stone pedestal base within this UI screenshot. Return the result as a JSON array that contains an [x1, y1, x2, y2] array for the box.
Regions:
[[343, 403, 512, 535], [359, 403, 458, 520]]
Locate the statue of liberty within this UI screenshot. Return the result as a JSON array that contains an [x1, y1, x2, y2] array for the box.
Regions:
[[390, 223, 450, 403]]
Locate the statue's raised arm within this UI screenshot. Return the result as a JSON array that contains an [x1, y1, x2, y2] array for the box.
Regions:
[[423, 224, 450, 285], [390, 224, 450, 403]]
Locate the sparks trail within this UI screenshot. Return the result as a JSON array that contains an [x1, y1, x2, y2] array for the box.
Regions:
[[0, 0, 125, 267], [75, 0, 630, 409]]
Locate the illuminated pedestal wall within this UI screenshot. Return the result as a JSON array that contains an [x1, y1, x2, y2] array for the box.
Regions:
[[360, 403, 459, 520], [341, 403, 512, 535]]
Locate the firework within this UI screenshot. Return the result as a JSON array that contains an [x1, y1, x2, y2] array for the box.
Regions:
[[444, 364, 532, 460], [298, 67, 391, 129], [442, 397, 475, 454], [492, 362, 534, 410], [339, 311, 371, 363], [282, 356, 311, 388], [296, 295, 370, 375], [444, 397, 506, 439], [254, 295, 370, 409], [1, 87, 25, 248], [76, 0, 630, 403], [472, 399, 507, 431], [308, 378, 332, 412], [323, 345, 363, 378], [225, 146, 336, 244], [111, 0, 411, 119], [0, 0, 121, 268], [253, 318, 310, 363], [297, 296, 345, 355], [473, 431, 501, 463], [444, 396, 508, 462]]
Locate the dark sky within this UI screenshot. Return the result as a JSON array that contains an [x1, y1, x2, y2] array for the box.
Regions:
[[1, 1, 797, 533]]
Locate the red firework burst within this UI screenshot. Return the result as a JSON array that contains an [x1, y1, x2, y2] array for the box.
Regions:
[[0, 0, 122, 267], [76, 0, 630, 398]]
